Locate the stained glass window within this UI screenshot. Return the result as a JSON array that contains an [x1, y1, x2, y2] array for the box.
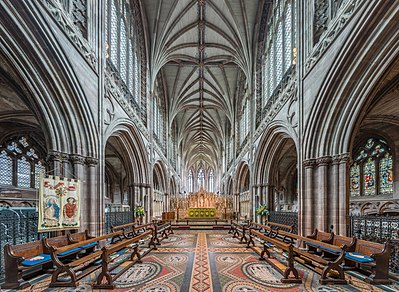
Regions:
[[35, 161, 46, 189], [261, 0, 296, 104], [120, 20, 128, 83], [134, 51, 140, 102], [350, 163, 360, 196], [106, 0, 140, 102], [275, 22, 283, 82], [0, 150, 13, 185], [17, 157, 31, 188], [197, 168, 205, 188], [188, 170, 193, 193], [0, 136, 45, 189], [379, 153, 393, 195], [110, 0, 118, 65], [363, 158, 376, 196], [209, 170, 214, 193], [351, 137, 393, 197]]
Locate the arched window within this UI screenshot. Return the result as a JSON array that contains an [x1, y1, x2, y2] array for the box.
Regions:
[[105, 0, 141, 105], [0, 137, 46, 189], [262, 0, 296, 104], [239, 98, 250, 145], [209, 170, 214, 193], [197, 168, 205, 189], [350, 138, 393, 197], [188, 170, 193, 193]]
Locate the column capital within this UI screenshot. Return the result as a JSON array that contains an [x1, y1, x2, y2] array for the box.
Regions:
[[85, 157, 99, 167], [69, 154, 85, 165], [47, 150, 63, 162], [316, 156, 332, 166], [303, 158, 316, 168]]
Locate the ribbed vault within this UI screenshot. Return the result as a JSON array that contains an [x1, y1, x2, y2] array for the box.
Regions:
[[143, 0, 261, 175]]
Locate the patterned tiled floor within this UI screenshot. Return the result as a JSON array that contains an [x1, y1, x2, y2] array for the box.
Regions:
[[5, 230, 399, 291]]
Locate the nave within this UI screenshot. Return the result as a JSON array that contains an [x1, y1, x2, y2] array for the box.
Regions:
[[5, 229, 398, 292]]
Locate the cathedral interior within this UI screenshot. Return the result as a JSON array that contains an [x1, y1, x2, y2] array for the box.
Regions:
[[0, 0, 399, 291]]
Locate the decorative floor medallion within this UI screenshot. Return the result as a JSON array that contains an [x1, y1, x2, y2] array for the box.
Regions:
[[5, 230, 399, 292]]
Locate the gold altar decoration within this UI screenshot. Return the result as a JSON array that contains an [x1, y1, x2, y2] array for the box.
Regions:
[[188, 208, 216, 218], [171, 187, 233, 219]]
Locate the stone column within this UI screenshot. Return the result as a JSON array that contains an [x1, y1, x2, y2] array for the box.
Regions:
[[338, 153, 350, 235], [69, 154, 86, 231], [86, 157, 100, 235], [128, 185, 135, 211], [303, 159, 315, 236], [48, 151, 63, 176], [331, 155, 340, 233], [251, 185, 257, 221], [316, 156, 331, 232]]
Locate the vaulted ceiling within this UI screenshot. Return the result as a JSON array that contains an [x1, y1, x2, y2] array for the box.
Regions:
[[142, 0, 262, 172]]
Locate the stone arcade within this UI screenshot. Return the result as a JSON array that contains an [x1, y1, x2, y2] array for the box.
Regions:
[[0, 0, 399, 291]]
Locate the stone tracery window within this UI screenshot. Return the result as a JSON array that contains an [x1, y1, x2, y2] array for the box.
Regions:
[[209, 170, 214, 193], [105, 0, 141, 105], [262, 0, 296, 104], [0, 137, 46, 189], [197, 168, 205, 189], [350, 138, 393, 197], [188, 170, 193, 193]]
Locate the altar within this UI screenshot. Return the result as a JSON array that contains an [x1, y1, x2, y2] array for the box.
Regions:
[[171, 187, 233, 220], [188, 208, 216, 218]]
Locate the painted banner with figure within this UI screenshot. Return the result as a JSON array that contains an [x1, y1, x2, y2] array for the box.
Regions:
[[38, 175, 80, 232]]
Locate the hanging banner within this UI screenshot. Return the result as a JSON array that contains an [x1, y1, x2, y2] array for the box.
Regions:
[[38, 175, 80, 232]]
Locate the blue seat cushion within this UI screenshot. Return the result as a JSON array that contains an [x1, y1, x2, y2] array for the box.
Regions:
[[319, 246, 341, 255], [58, 247, 81, 257], [80, 242, 98, 249], [345, 252, 374, 263], [21, 254, 52, 266], [305, 241, 319, 248], [116, 249, 126, 255]]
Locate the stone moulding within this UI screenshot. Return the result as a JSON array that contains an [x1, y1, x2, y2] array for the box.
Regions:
[[104, 67, 149, 140], [39, 0, 97, 71], [305, 0, 362, 73], [254, 72, 298, 143]]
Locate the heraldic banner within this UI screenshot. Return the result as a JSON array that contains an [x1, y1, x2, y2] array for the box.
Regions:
[[38, 175, 81, 232]]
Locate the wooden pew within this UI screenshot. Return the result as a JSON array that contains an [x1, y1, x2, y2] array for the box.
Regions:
[[2, 240, 52, 289], [246, 222, 273, 247], [319, 234, 356, 258], [231, 222, 249, 243], [278, 230, 348, 284], [44, 230, 97, 258], [48, 230, 124, 287], [93, 230, 153, 289], [2, 231, 95, 289], [345, 239, 391, 284], [305, 229, 333, 254], [249, 229, 302, 283], [267, 221, 293, 233], [153, 221, 173, 245], [111, 222, 136, 242]]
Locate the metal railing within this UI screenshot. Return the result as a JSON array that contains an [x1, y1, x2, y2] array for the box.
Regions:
[[268, 211, 298, 234], [0, 208, 50, 282], [348, 215, 399, 275], [105, 211, 134, 234]]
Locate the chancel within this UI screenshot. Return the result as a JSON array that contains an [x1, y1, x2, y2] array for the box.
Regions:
[[0, 0, 398, 291]]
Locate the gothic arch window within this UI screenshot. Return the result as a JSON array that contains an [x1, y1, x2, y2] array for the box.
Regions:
[[197, 168, 205, 189], [209, 170, 214, 193], [0, 136, 46, 189], [350, 138, 393, 197], [262, 0, 297, 106], [239, 98, 250, 145], [105, 0, 141, 105], [188, 170, 193, 193]]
